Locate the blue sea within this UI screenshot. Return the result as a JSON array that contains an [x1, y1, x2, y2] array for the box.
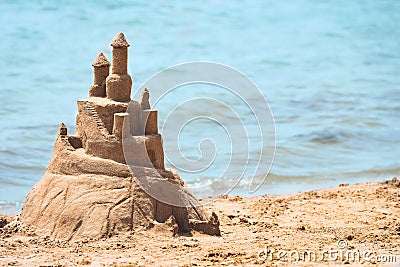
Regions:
[[0, 1, 399, 214]]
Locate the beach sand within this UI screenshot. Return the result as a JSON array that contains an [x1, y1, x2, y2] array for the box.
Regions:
[[1, 178, 399, 266]]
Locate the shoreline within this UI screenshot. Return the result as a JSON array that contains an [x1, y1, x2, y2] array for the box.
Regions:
[[0, 174, 390, 216], [1, 178, 399, 266]]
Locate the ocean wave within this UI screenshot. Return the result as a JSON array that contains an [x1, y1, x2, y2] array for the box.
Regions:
[[293, 129, 355, 145], [188, 167, 399, 193], [0, 150, 18, 156], [0, 201, 23, 216]]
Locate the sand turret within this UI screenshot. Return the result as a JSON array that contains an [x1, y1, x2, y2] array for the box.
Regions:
[[58, 123, 67, 136], [112, 112, 130, 139], [110, 32, 130, 74], [139, 88, 151, 110], [89, 53, 110, 97], [106, 33, 132, 102]]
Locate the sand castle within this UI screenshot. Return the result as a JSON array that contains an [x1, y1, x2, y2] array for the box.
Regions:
[[20, 33, 220, 241]]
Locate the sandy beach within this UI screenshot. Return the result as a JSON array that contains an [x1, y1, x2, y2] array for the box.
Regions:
[[1, 178, 399, 266]]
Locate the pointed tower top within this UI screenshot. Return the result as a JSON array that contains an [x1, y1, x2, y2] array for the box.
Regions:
[[92, 52, 110, 67], [58, 123, 67, 136], [111, 32, 130, 48], [140, 88, 151, 110], [142, 88, 149, 96]]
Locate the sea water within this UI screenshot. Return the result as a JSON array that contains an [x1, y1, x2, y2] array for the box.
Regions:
[[0, 0, 399, 214]]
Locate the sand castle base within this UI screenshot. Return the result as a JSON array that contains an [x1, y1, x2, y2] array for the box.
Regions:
[[21, 135, 220, 241]]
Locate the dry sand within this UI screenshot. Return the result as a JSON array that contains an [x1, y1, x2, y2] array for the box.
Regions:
[[1, 178, 399, 266]]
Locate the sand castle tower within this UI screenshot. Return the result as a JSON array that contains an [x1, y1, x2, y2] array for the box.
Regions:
[[106, 33, 132, 102], [20, 33, 220, 241], [89, 52, 110, 97]]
